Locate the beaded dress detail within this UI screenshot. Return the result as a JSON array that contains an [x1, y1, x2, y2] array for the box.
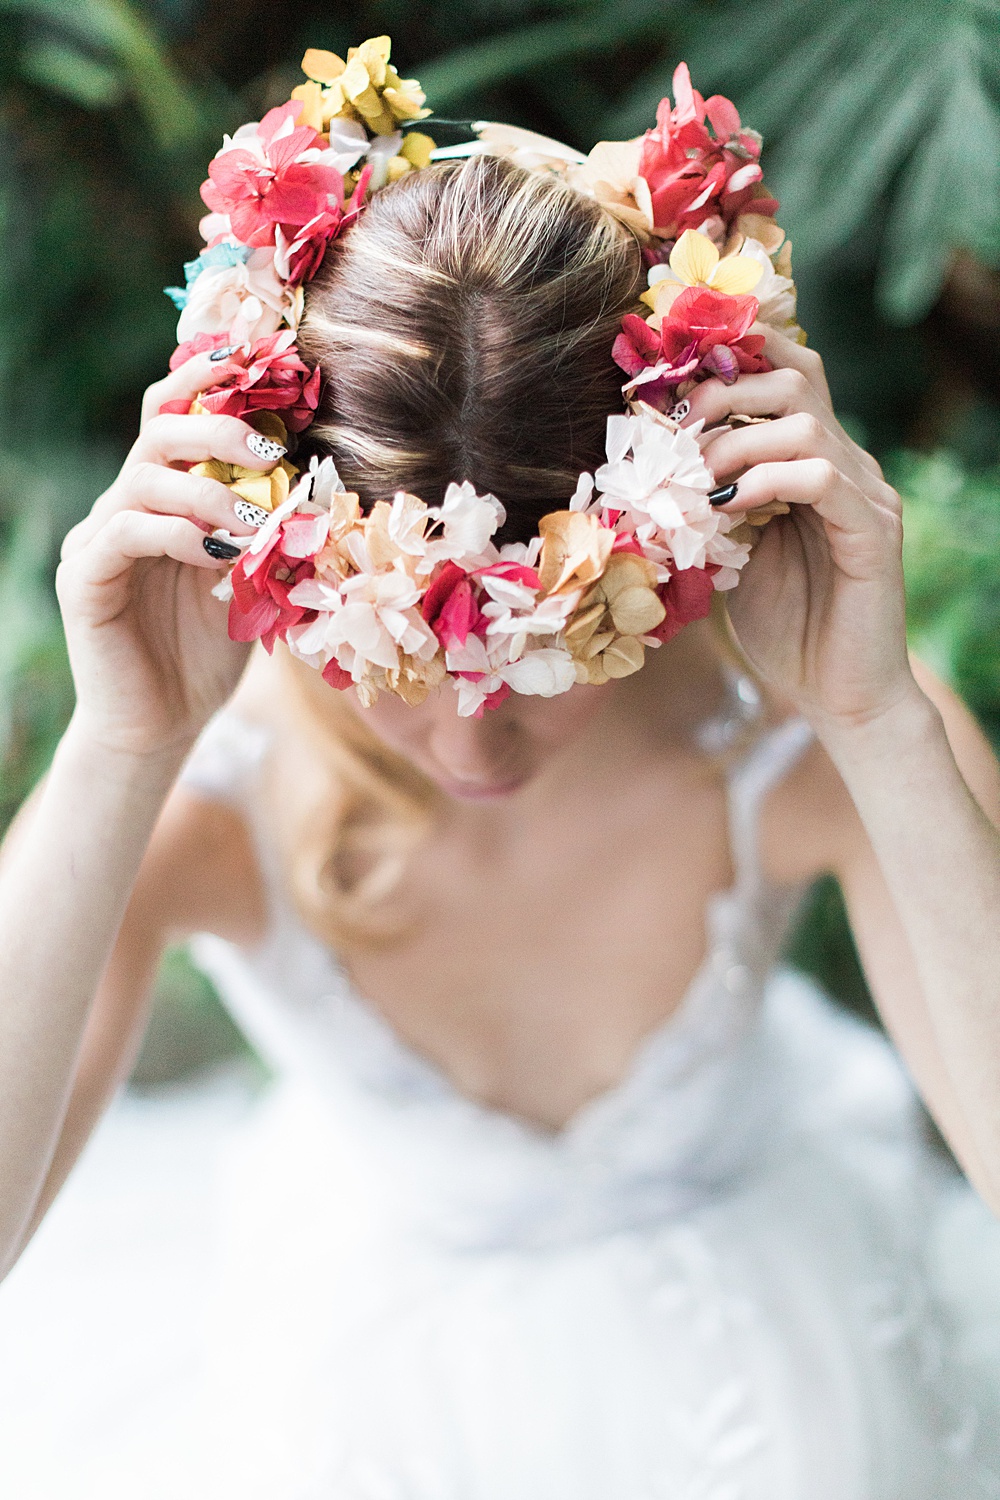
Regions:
[[178, 705, 1000, 1500]]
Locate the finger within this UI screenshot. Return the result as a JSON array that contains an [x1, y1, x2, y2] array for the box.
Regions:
[[684, 365, 834, 434], [714, 459, 898, 541], [703, 411, 870, 490], [140, 347, 245, 429], [61, 465, 257, 559], [126, 411, 287, 471], [59, 510, 229, 594], [757, 325, 833, 408]]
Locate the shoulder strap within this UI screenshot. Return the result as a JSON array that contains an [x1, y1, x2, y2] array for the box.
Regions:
[[176, 709, 272, 808], [725, 715, 814, 893]]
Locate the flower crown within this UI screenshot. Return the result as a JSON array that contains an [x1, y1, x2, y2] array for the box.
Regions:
[[165, 36, 802, 715]]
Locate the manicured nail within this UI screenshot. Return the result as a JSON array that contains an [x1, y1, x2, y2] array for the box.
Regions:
[[246, 432, 286, 462], [203, 535, 240, 560], [708, 483, 738, 507], [233, 500, 269, 528], [670, 399, 691, 421], [209, 344, 238, 362]]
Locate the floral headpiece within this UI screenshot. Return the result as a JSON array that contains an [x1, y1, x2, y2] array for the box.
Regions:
[[165, 37, 802, 715]]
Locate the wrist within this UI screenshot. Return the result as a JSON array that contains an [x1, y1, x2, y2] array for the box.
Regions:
[[808, 680, 945, 773], [58, 712, 194, 795]]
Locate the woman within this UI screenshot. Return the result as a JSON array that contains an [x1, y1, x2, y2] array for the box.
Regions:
[[1, 50, 999, 1496]]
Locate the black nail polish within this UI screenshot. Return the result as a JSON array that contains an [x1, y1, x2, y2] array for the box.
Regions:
[[203, 535, 240, 560], [708, 483, 738, 507], [209, 344, 238, 362]]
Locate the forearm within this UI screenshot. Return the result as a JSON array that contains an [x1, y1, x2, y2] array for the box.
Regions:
[[820, 689, 1000, 1192], [0, 718, 187, 1274]]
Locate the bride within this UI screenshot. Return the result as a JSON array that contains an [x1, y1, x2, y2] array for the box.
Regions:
[[1, 39, 999, 1497]]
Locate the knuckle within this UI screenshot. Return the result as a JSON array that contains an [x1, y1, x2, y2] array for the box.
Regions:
[[782, 368, 811, 402], [791, 411, 823, 446], [810, 458, 838, 491]]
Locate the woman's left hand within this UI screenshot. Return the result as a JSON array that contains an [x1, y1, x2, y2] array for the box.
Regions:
[[684, 328, 915, 731]]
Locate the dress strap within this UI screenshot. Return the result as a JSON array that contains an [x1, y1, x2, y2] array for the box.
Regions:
[[724, 714, 815, 893]]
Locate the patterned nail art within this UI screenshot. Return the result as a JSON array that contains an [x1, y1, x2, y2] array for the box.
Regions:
[[246, 432, 286, 462], [669, 399, 691, 422], [233, 500, 269, 528], [209, 344, 238, 362]]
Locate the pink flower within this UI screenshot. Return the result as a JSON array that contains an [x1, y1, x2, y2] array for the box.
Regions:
[[648, 565, 719, 645], [228, 518, 318, 653], [420, 561, 487, 650], [639, 64, 779, 240], [165, 330, 320, 432], [169, 331, 236, 370], [274, 164, 372, 286], [201, 101, 346, 249]]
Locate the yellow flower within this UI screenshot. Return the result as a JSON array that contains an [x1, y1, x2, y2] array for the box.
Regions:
[[192, 456, 297, 512], [190, 414, 296, 511], [641, 229, 763, 317], [562, 552, 666, 686], [298, 37, 430, 137], [385, 131, 438, 182]]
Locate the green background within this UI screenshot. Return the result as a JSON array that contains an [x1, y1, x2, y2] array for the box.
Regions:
[[1, 0, 998, 1082]]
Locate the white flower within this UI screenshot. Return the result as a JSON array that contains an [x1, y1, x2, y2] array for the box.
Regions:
[[502, 648, 577, 698], [176, 247, 295, 343], [431, 481, 506, 561], [596, 414, 712, 507], [736, 237, 801, 335]]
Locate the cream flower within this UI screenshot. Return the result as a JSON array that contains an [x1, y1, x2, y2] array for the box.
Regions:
[[536, 510, 615, 595], [471, 122, 587, 175], [176, 247, 296, 343], [567, 138, 655, 237], [729, 236, 802, 338]]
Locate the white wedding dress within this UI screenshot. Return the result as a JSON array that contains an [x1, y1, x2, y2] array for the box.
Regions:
[[169, 704, 1000, 1500]]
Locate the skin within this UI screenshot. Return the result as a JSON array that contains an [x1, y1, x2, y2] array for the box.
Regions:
[[1, 329, 1000, 1283]]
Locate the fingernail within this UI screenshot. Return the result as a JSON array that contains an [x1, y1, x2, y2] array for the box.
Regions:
[[708, 483, 738, 507], [203, 535, 240, 560], [246, 432, 286, 462], [670, 399, 691, 422], [209, 344, 238, 362], [233, 499, 269, 528]]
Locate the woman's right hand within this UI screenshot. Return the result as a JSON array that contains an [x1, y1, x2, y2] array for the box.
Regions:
[[56, 352, 280, 758]]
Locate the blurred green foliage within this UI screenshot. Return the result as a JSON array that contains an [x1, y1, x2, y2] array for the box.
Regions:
[[0, 0, 998, 1071]]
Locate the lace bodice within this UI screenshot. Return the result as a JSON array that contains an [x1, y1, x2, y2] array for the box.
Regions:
[[181, 703, 820, 1249]]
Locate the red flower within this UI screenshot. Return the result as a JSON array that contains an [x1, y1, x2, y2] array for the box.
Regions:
[[421, 561, 487, 650], [639, 64, 779, 239], [660, 286, 770, 379], [228, 522, 318, 653], [200, 101, 345, 249], [195, 331, 321, 431], [648, 565, 718, 646], [613, 286, 771, 401]]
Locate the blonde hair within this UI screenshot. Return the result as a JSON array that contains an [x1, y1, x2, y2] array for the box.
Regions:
[[262, 154, 649, 948]]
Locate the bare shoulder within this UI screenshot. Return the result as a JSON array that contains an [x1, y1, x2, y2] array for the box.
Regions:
[[758, 664, 1000, 887]]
